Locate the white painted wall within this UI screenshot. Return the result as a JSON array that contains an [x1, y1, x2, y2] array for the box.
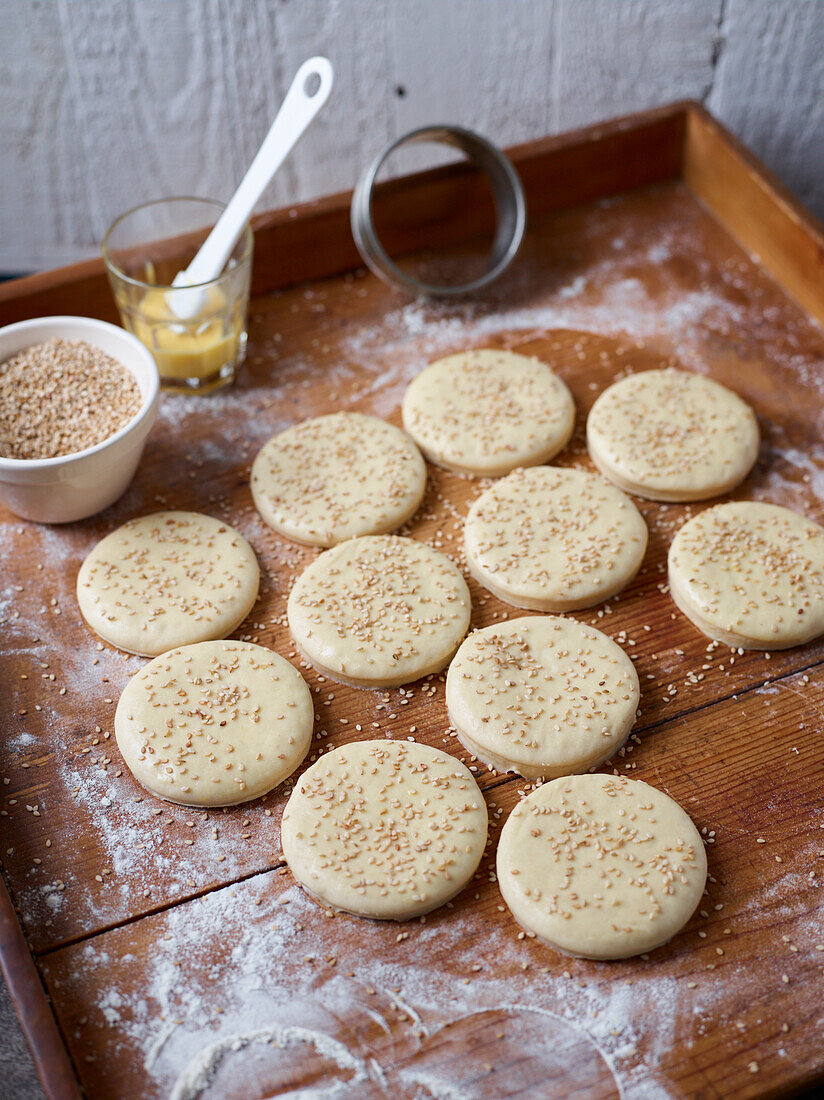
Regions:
[[1, 0, 823, 271]]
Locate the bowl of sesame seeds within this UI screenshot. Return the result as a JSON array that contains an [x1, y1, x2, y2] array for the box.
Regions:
[[0, 315, 160, 523]]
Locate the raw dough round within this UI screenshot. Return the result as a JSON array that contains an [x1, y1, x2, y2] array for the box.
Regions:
[[115, 641, 313, 807], [77, 511, 259, 657], [463, 466, 647, 611], [287, 534, 471, 688], [586, 368, 759, 502], [497, 773, 706, 959], [446, 616, 639, 779], [250, 412, 427, 547], [282, 739, 488, 919], [668, 501, 824, 649], [401, 348, 575, 477]]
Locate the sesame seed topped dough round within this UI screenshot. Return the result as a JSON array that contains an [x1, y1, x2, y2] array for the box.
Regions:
[[77, 511, 259, 657], [401, 348, 576, 477], [668, 501, 824, 649], [250, 412, 427, 547], [497, 773, 707, 959], [464, 466, 648, 612], [115, 641, 313, 807], [446, 616, 639, 780], [287, 535, 471, 688], [586, 368, 759, 502], [282, 739, 488, 920]]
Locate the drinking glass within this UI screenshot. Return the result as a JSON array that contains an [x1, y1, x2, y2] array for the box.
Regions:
[[103, 197, 253, 394]]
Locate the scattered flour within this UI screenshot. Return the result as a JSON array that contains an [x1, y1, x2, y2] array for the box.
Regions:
[[4, 180, 824, 1098], [169, 1024, 369, 1100], [50, 825, 824, 1100]]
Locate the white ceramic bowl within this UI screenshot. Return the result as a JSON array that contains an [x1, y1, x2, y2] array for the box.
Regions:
[[0, 316, 160, 523]]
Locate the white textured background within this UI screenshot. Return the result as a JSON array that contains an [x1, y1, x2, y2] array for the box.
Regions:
[[2, 0, 824, 273], [1, 1, 824, 1097]]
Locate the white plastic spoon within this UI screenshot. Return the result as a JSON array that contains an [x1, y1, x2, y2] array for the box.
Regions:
[[168, 56, 334, 319]]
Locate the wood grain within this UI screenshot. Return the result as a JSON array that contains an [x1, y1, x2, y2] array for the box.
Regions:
[[38, 661, 824, 1099], [4, 1, 824, 271], [551, 0, 720, 130], [706, 0, 824, 222], [0, 876, 80, 1100], [0, 102, 688, 328], [684, 106, 824, 328], [5, 188, 824, 952], [2, 106, 824, 1098]]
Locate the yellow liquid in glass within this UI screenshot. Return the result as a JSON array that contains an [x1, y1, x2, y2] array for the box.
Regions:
[[123, 286, 244, 386]]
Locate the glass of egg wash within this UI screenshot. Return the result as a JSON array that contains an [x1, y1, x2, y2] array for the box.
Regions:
[[103, 197, 253, 393]]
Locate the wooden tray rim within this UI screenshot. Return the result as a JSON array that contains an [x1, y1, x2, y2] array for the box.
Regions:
[[2, 99, 824, 1100]]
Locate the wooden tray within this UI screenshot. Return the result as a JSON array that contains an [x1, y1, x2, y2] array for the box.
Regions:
[[2, 101, 824, 1100]]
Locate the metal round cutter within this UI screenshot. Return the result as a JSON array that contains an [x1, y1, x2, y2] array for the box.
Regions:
[[350, 124, 526, 297]]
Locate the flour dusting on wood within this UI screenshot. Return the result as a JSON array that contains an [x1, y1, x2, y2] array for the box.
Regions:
[[4, 181, 824, 1097]]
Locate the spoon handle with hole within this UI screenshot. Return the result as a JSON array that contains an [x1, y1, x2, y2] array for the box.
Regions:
[[180, 56, 334, 287]]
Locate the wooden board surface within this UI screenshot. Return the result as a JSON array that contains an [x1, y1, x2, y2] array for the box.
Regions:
[[2, 113, 824, 1099], [39, 663, 824, 1099]]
